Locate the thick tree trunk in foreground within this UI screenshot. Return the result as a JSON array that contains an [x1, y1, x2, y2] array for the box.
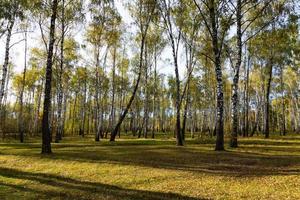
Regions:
[[230, 0, 242, 148], [41, 0, 58, 154], [214, 59, 225, 151], [193, 0, 226, 151], [211, 4, 224, 151], [173, 49, 183, 146]]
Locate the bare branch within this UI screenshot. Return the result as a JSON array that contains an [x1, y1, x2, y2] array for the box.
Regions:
[[9, 38, 25, 49], [192, 0, 214, 39], [241, 0, 275, 35]]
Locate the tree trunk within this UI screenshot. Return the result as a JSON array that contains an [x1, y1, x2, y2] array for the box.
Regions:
[[182, 86, 189, 141], [0, 19, 14, 108], [94, 45, 101, 141], [214, 53, 224, 151], [72, 92, 77, 135], [34, 80, 43, 136], [62, 92, 67, 137], [245, 55, 250, 137], [0, 17, 14, 139], [143, 41, 149, 138], [19, 30, 28, 143], [110, 46, 116, 133], [280, 65, 286, 136], [211, 5, 224, 151], [41, 0, 58, 154], [230, 0, 242, 148], [80, 74, 87, 137], [264, 61, 273, 138], [110, 33, 147, 141], [151, 48, 157, 139], [170, 34, 183, 146], [55, 0, 65, 143]]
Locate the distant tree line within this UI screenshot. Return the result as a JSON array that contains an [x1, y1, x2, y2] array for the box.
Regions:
[[0, 0, 299, 153]]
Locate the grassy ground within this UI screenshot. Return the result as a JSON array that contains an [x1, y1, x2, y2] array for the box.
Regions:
[[0, 134, 299, 200]]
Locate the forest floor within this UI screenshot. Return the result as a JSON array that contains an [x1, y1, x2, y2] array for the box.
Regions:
[[0, 134, 299, 200]]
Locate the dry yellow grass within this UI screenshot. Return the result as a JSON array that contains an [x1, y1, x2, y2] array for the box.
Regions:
[[0, 135, 299, 199]]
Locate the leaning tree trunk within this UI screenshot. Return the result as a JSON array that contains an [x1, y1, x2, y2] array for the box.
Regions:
[[110, 31, 148, 141], [0, 18, 14, 115], [110, 44, 144, 141], [41, 0, 58, 154], [110, 0, 156, 141], [0, 19, 14, 105]]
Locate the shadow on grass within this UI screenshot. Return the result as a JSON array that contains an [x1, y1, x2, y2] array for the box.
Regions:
[[2, 146, 300, 178], [238, 139, 300, 146], [1, 138, 300, 178], [53, 148, 300, 177], [0, 167, 204, 200]]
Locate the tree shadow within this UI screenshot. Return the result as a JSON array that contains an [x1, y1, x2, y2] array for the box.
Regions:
[[239, 139, 300, 146], [0, 167, 205, 200], [52, 147, 300, 177], [3, 144, 300, 178], [1, 139, 300, 179]]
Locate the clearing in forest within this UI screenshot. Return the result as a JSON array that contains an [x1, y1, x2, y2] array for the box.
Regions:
[[0, 135, 299, 200]]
